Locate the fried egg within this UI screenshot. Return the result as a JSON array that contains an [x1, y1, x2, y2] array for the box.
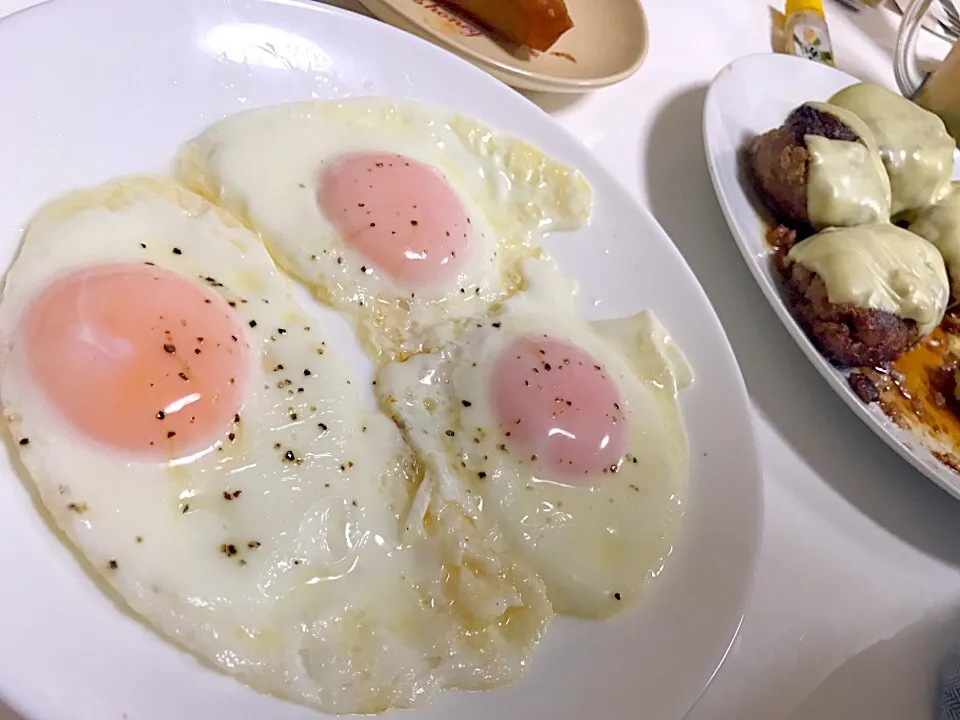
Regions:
[[377, 261, 692, 618], [0, 177, 551, 714], [176, 98, 592, 360]]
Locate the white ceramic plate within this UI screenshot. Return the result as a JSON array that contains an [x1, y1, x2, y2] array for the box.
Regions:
[[704, 53, 960, 499], [355, 0, 649, 93], [0, 1, 761, 719]]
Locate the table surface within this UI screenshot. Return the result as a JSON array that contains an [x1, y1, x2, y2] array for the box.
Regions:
[[1, 0, 959, 718]]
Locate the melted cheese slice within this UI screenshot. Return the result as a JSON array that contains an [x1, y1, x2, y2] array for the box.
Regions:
[[786, 223, 948, 336], [803, 102, 892, 229], [909, 182, 960, 300], [830, 83, 954, 216]]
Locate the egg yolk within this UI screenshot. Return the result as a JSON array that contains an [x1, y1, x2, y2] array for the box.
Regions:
[[491, 335, 627, 482], [317, 152, 471, 288], [23, 263, 247, 457]]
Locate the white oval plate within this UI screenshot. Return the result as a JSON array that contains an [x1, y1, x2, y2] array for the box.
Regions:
[[704, 53, 960, 499], [0, 1, 761, 719]]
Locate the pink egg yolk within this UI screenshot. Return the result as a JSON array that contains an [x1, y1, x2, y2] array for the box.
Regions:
[[317, 152, 471, 288], [491, 335, 628, 482], [22, 263, 248, 457]]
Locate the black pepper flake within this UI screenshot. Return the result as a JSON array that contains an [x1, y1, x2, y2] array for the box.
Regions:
[[461, 400, 472, 407], [156, 410, 166, 419], [411, 220, 418, 226], [167, 431, 176, 439], [163, 343, 176, 353], [492, 322, 501, 328], [614, 592, 622, 601], [248, 541, 261, 549], [337, 257, 343, 265], [273, 364, 284, 372], [223, 491, 233, 500], [249, 320, 257, 328], [221, 543, 238, 557], [172, 248, 182, 255], [108, 559, 119, 570], [303, 369, 311, 377], [284, 450, 295, 462], [228, 432, 236, 441], [318, 423, 328, 432], [228, 300, 236, 307], [178, 372, 189, 381], [18, 438, 29, 446], [277, 328, 286, 335], [194, 348, 201, 355], [182, 504, 190, 514], [478, 472, 487, 479], [234, 414, 241, 424], [445, 430, 455, 437], [544, 363, 552, 371], [136, 536, 143, 543], [140, 243, 147, 249]]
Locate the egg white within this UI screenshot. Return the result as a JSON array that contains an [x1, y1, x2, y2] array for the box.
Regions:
[[377, 260, 692, 618], [176, 98, 593, 361], [0, 177, 551, 714]]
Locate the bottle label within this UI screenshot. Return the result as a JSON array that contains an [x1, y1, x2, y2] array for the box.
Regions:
[[791, 24, 834, 65]]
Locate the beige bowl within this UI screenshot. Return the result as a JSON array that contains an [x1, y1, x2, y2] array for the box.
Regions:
[[356, 0, 649, 93]]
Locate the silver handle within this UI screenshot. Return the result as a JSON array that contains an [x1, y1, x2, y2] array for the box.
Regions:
[[895, 0, 934, 96]]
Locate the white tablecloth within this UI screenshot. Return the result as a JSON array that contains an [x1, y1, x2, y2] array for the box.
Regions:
[[1, 0, 959, 718]]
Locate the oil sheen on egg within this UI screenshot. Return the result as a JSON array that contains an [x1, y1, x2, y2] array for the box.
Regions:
[[377, 260, 693, 619], [0, 178, 551, 714], [176, 99, 593, 361]]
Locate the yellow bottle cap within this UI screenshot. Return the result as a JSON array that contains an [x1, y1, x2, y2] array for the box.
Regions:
[[786, 0, 825, 17]]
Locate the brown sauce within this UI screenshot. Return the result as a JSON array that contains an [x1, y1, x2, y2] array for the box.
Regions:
[[869, 326, 960, 467]]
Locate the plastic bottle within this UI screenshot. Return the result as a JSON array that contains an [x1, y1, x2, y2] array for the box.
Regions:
[[784, 0, 835, 66]]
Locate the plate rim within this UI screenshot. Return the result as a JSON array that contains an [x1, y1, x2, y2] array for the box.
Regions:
[[0, 2, 763, 718], [702, 51, 960, 501], [355, 0, 649, 90]]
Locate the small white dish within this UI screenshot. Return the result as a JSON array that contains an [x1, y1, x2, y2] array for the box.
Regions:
[[703, 53, 960, 500], [0, 1, 761, 719], [356, 0, 649, 92]]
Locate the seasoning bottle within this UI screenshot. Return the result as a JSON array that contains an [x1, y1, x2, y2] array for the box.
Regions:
[[784, 0, 835, 66]]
